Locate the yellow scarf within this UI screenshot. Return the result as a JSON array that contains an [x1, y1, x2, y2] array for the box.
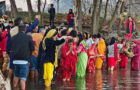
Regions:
[[42, 29, 56, 51]]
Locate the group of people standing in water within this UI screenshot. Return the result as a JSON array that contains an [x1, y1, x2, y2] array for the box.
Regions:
[[0, 12, 140, 90]]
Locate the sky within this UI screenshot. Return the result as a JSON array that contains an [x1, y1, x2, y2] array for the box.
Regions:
[[4, 0, 54, 11], [3, 0, 74, 13]]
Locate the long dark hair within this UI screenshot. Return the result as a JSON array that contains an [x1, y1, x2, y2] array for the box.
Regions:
[[69, 9, 74, 14], [77, 34, 84, 46], [83, 32, 88, 40], [110, 37, 116, 45]]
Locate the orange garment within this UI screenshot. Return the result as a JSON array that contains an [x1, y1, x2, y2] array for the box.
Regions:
[[95, 38, 106, 69], [32, 33, 43, 57]]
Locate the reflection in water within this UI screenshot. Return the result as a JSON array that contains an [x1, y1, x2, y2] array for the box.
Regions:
[[75, 77, 86, 90], [45, 87, 51, 90], [95, 70, 103, 90], [26, 63, 140, 90], [108, 70, 117, 90], [130, 71, 140, 90]]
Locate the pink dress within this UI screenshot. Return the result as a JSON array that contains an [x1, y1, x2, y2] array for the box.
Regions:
[[131, 45, 140, 70]]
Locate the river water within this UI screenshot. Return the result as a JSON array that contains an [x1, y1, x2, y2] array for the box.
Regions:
[[27, 62, 140, 90]]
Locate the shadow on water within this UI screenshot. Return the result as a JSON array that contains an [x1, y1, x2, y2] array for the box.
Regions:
[[27, 66, 140, 90]]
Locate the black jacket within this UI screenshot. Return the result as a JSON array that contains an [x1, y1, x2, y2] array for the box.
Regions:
[[43, 38, 65, 64], [10, 32, 35, 61]]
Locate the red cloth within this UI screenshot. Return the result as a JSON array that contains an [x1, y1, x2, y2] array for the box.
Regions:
[[67, 14, 74, 25], [107, 57, 116, 68], [87, 44, 98, 73], [133, 40, 139, 45], [0, 30, 8, 57], [120, 47, 128, 68], [59, 42, 78, 79], [114, 43, 119, 61], [131, 45, 140, 70]]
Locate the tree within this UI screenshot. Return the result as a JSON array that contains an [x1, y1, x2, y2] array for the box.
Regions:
[[99, 0, 109, 31], [56, 0, 60, 13], [108, 0, 122, 31], [42, 0, 47, 24], [103, 0, 109, 24], [74, 0, 82, 32], [26, 0, 33, 21], [9, 0, 18, 18], [91, 0, 98, 34], [38, 0, 41, 14], [96, 0, 103, 31]]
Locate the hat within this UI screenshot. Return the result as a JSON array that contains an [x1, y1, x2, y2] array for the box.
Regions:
[[133, 40, 139, 45]]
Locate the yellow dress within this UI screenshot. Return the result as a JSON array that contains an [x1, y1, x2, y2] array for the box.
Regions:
[[95, 39, 106, 69]]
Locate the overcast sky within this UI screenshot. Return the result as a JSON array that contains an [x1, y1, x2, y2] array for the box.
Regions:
[[4, 0, 54, 11]]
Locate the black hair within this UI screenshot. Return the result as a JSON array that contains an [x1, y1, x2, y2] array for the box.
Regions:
[[92, 34, 97, 38], [83, 32, 88, 40], [61, 29, 67, 36], [69, 9, 74, 14], [18, 25, 26, 32], [51, 25, 56, 29], [9, 21, 13, 24], [44, 24, 49, 28], [14, 17, 23, 26], [97, 33, 101, 38], [121, 39, 125, 43], [69, 30, 77, 38], [77, 34, 84, 46], [110, 37, 116, 45], [51, 4, 54, 7], [68, 39, 74, 43]]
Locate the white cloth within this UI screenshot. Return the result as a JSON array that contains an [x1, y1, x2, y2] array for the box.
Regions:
[[86, 38, 94, 49], [13, 60, 28, 64]]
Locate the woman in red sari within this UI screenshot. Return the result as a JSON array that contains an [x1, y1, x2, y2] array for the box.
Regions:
[[87, 43, 98, 73], [126, 16, 135, 40], [131, 40, 140, 71], [60, 39, 78, 81], [119, 39, 128, 69]]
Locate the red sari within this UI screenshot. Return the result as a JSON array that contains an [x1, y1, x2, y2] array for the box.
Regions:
[[131, 45, 140, 71], [59, 43, 78, 79], [120, 47, 128, 68], [87, 43, 98, 73]]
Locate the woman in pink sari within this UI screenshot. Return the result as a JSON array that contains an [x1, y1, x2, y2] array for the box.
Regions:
[[87, 43, 98, 73], [131, 40, 140, 71], [59, 39, 78, 81], [126, 16, 135, 40]]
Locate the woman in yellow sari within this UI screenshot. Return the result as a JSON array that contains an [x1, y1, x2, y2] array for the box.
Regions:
[[95, 35, 106, 70]]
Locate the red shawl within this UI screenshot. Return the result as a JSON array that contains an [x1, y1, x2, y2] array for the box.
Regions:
[[67, 14, 74, 25]]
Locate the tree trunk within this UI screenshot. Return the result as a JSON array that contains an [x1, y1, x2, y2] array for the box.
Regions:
[[99, 0, 109, 31], [9, 0, 18, 18], [118, 1, 125, 30], [91, 0, 98, 34], [42, 0, 47, 24], [108, 0, 121, 31], [96, 0, 103, 31], [57, 0, 60, 13], [26, 0, 33, 21], [103, 0, 109, 24], [74, 0, 82, 32], [38, 0, 41, 14]]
